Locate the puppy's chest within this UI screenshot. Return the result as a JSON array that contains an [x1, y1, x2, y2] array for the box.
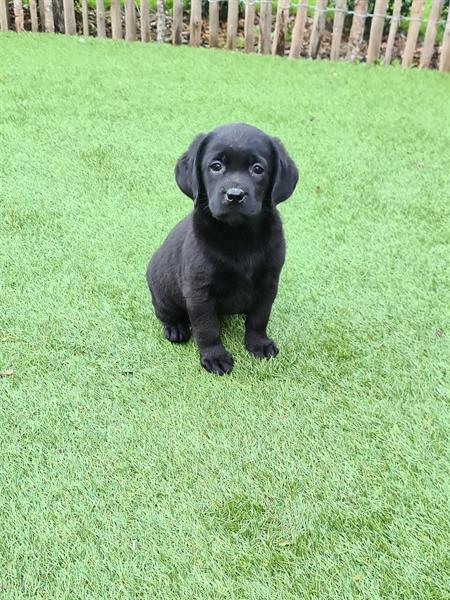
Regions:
[[212, 261, 263, 314]]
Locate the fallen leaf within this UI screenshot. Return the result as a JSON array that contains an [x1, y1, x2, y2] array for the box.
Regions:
[[0, 368, 13, 377], [415, 161, 425, 168], [436, 329, 444, 337]]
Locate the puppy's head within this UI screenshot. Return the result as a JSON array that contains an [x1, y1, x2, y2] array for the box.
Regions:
[[175, 123, 298, 226]]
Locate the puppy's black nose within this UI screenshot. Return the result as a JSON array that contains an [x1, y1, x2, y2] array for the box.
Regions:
[[225, 188, 245, 203]]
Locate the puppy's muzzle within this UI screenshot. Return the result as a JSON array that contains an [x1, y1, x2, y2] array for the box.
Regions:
[[224, 188, 246, 204]]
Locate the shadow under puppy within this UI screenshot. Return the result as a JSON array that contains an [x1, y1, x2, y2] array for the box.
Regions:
[[147, 123, 298, 375]]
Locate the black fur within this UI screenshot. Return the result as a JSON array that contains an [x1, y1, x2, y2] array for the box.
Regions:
[[147, 123, 298, 375]]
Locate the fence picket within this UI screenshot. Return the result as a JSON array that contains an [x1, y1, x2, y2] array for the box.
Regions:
[[226, 0, 239, 50], [63, 0, 76, 34], [402, 0, 425, 67], [172, 0, 183, 45], [366, 0, 388, 64], [272, 0, 290, 56], [0, 0, 8, 31], [347, 0, 368, 61], [81, 0, 89, 34], [43, 0, 54, 31], [190, 0, 201, 46], [244, 0, 255, 52], [140, 0, 150, 41], [96, 0, 106, 37], [125, 0, 136, 40], [259, 0, 272, 55], [309, 0, 327, 58], [13, 0, 24, 31], [156, 0, 165, 41], [38, 0, 45, 29], [209, 0, 219, 47], [288, 2, 307, 59], [439, 9, 450, 71], [419, 0, 442, 68], [29, 0, 38, 31], [384, 0, 401, 64], [111, 0, 122, 39], [330, 0, 346, 61]]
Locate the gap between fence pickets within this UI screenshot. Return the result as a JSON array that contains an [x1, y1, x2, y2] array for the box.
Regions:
[[2, 0, 450, 72]]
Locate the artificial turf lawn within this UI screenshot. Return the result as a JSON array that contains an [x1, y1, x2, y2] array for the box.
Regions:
[[1, 32, 449, 598]]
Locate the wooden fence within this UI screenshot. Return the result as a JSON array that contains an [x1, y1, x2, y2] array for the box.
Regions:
[[1, 0, 449, 70]]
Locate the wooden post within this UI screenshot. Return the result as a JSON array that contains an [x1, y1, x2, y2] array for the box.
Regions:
[[111, 0, 122, 39], [125, 0, 136, 40], [330, 0, 347, 61], [96, 0, 106, 36], [289, 1, 308, 59], [14, 0, 24, 31], [44, 0, 54, 31], [366, 0, 388, 64], [209, 0, 219, 47], [259, 0, 272, 55], [419, 0, 443, 68], [81, 0, 89, 34], [384, 0, 401, 64], [226, 0, 239, 50], [190, 0, 201, 46], [172, 0, 183, 44], [0, 0, 9, 31], [402, 0, 425, 67], [38, 0, 45, 29], [244, 0, 255, 52], [141, 0, 150, 41], [309, 0, 327, 58], [30, 0, 39, 31], [156, 0, 165, 42], [272, 0, 290, 56], [346, 0, 368, 61], [63, 0, 76, 34], [439, 9, 450, 71]]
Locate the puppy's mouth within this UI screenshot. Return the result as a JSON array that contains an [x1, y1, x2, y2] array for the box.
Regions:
[[213, 211, 251, 226], [211, 204, 261, 226]]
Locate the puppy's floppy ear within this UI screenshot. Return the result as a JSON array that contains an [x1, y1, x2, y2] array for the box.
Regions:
[[270, 137, 299, 205], [175, 133, 207, 203]]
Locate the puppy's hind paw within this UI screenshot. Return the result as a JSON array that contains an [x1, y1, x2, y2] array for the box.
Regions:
[[163, 323, 191, 343], [246, 337, 279, 359]]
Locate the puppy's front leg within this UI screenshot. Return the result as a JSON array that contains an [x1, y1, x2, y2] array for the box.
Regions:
[[187, 299, 233, 375], [245, 284, 279, 359]]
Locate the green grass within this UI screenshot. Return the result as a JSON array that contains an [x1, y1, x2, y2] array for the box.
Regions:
[[1, 33, 450, 599]]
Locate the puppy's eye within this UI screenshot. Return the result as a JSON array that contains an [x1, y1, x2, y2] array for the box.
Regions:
[[252, 164, 265, 175], [210, 162, 223, 172]]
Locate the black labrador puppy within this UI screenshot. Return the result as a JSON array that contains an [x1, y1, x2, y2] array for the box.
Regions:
[[147, 123, 298, 375]]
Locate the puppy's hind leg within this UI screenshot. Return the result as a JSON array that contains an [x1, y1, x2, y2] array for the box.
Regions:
[[147, 263, 191, 343], [163, 321, 191, 343], [153, 302, 191, 343]]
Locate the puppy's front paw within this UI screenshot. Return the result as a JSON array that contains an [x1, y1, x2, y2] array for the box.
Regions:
[[164, 323, 191, 343], [200, 349, 234, 375], [246, 337, 279, 359]]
